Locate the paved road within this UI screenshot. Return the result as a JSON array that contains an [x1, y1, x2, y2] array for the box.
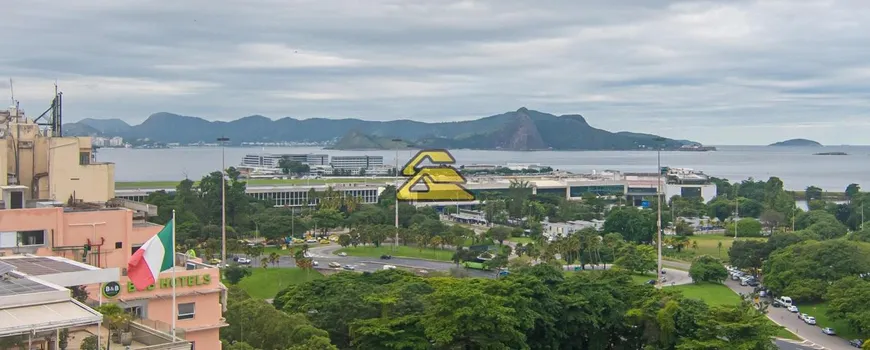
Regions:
[[775, 339, 828, 350], [301, 244, 495, 278]]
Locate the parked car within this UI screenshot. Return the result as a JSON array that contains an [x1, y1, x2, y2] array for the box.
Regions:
[[328, 262, 341, 268], [646, 279, 656, 285], [822, 327, 836, 335], [849, 339, 863, 348], [312, 261, 319, 266], [237, 257, 252, 265], [776, 296, 794, 307], [380, 255, 392, 260], [343, 265, 355, 270], [383, 265, 396, 270], [804, 316, 816, 325], [338, 252, 347, 257], [787, 305, 799, 313], [771, 300, 782, 308]]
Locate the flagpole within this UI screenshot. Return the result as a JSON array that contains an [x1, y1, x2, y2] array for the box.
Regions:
[[171, 209, 177, 342]]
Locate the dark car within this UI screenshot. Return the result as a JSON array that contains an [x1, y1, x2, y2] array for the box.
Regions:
[[380, 255, 392, 260], [849, 339, 863, 348], [771, 300, 782, 308], [747, 280, 760, 287], [646, 279, 656, 285]]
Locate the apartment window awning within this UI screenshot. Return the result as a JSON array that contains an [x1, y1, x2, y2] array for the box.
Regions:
[[0, 300, 102, 337]]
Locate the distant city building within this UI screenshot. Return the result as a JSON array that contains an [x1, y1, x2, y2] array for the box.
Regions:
[[241, 153, 329, 168], [331, 155, 384, 171], [108, 136, 124, 147]]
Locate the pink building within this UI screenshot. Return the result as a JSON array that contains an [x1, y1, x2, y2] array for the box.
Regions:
[[0, 205, 227, 350]]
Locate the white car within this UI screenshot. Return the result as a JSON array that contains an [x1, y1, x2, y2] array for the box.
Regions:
[[787, 305, 799, 313], [804, 316, 817, 325], [338, 252, 347, 257], [237, 257, 252, 264], [383, 265, 396, 270], [312, 261, 319, 266]]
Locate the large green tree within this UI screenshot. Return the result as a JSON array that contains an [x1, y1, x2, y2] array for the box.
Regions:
[[764, 240, 870, 302], [690, 255, 728, 283]]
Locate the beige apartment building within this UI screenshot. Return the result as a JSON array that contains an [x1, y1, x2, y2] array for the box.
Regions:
[[0, 105, 114, 204]]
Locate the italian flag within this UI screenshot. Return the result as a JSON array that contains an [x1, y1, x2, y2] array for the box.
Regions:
[[127, 219, 175, 291]]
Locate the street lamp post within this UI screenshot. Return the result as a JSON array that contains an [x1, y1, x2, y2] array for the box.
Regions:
[[656, 146, 663, 289], [392, 138, 403, 251], [217, 136, 230, 268]]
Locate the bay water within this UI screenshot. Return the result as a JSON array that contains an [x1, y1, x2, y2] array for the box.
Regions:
[[98, 145, 869, 192]]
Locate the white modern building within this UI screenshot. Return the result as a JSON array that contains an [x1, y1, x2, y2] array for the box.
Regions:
[[542, 220, 605, 240], [331, 156, 384, 171], [241, 153, 329, 168]]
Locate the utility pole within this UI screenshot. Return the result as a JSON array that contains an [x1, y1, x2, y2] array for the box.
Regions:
[[656, 145, 663, 289], [217, 136, 230, 268]]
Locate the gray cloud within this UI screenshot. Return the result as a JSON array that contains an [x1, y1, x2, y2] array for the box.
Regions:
[[2, 0, 869, 145]]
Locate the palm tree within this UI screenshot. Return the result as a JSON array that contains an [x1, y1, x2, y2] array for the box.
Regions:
[[269, 252, 280, 266], [260, 257, 269, 269], [343, 195, 362, 213]]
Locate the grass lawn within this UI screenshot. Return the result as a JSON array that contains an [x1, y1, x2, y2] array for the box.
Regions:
[[506, 236, 535, 244], [335, 245, 455, 261], [671, 283, 799, 340], [233, 267, 323, 300], [666, 235, 767, 262], [800, 302, 863, 340], [672, 283, 742, 306], [116, 177, 394, 189]]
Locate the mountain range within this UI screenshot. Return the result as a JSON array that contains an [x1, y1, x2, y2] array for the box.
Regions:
[[64, 108, 701, 151]]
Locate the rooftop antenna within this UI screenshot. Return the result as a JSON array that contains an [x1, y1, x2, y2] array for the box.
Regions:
[[8, 78, 14, 105]]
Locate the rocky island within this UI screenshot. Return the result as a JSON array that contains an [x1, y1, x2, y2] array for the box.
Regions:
[[768, 138, 822, 147]]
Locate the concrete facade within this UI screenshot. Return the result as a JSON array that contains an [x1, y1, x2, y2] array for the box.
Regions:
[[0, 207, 226, 350], [0, 107, 115, 203]]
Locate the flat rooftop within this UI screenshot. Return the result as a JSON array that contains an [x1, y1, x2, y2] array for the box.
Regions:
[[0, 255, 119, 288], [0, 256, 89, 276], [0, 272, 57, 297]]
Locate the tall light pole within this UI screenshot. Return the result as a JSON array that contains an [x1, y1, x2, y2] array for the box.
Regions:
[[392, 138, 403, 251], [734, 188, 739, 239], [656, 144, 663, 289], [217, 136, 230, 268]]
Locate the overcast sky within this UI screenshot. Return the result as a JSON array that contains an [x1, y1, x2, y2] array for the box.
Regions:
[[3, 0, 869, 145]]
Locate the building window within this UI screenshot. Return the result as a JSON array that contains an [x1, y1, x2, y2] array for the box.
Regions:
[[178, 302, 195, 320], [131, 245, 142, 255], [125, 306, 144, 319], [0, 230, 47, 247], [79, 152, 91, 165]]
